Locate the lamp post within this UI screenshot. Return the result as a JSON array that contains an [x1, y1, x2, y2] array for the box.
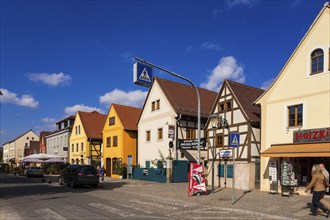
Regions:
[[210, 113, 219, 193], [134, 57, 201, 164]]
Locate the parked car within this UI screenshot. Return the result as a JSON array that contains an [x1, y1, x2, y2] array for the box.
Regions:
[[24, 166, 44, 178], [58, 165, 99, 188]]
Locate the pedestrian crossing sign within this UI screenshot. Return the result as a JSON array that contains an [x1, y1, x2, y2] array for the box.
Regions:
[[229, 133, 240, 148], [133, 62, 153, 87]]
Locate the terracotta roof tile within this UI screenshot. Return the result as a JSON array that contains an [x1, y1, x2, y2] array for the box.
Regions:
[[113, 104, 142, 131], [156, 77, 217, 118], [78, 111, 107, 139], [226, 80, 264, 122]]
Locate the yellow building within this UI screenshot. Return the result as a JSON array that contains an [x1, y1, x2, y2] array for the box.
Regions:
[[255, 3, 330, 194], [102, 104, 141, 178], [69, 111, 107, 166]]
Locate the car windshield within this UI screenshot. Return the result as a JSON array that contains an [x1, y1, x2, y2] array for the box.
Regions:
[[79, 166, 97, 175]]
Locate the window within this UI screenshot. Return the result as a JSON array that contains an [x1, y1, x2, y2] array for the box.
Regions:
[[75, 126, 77, 135], [113, 136, 118, 147], [187, 128, 196, 139], [72, 144, 74, 152], [152, 99, 160, 111], [311, 49, 324, 74], [106, 137, 111, 147], [112, 157, 122, 174], [76, 143, 79, 152], [215, 133, 224, 147], [109, 117, 115, 126], [27, 137, 29, 140], [78, 125, 81, 134], [288, 104, 303, 127], [81, 143, 84, 152], [219, 101, 232, 112], [158, 128, 163, 140], [146, 131, 151, 142]]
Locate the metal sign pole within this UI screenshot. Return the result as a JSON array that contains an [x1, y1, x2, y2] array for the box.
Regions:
[[134, 57, 201, 164], [232, 147, 235, 204]]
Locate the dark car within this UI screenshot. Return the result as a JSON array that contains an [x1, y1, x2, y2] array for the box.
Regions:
[[58, 165, 99, 188], [24, 166, 44, 178]]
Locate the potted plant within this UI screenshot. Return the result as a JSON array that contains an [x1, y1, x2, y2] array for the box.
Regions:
[[117, 163, 127, 179]]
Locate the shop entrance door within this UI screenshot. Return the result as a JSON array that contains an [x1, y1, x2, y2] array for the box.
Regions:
[[106, 158, 111, 177]]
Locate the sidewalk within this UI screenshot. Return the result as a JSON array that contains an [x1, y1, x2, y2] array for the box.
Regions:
[[100, 177, 330, 220]]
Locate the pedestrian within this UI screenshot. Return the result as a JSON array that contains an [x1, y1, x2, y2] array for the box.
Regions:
[[305, 164, 330, 217], [320, 163, 330, 210], [99, 166, 106, 182]]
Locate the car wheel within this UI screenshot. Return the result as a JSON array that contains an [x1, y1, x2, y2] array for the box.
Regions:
[[70, 179, 76, 188], [58, 177, 63, 185]]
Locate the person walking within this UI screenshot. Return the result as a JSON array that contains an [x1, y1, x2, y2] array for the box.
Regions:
[[320, 163, 330, 210], [99, 166, 106, 182], [305, 164, 330, 217]]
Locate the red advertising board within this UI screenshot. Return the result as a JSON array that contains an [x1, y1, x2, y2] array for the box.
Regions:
[[188, 162, 207, 197]]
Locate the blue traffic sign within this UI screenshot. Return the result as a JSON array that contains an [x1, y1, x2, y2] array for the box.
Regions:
[[229, 133, 240, 148], [133, 62, 153, 87]]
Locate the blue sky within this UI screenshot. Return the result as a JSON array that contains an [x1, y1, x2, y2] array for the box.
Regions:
[[0, 0, 326, 146]]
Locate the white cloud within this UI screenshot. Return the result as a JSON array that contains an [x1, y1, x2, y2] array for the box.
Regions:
[[100, 89, 147, 108], [225, 0, 258, 8], [64, 104, 105, 116], [200, 56, 245, 91], [41, 117, 56, 123], [0, 88, 39, 108], [186, 41, 221, 52], [200, 42, 221, 51], [260, 78, 275, 90], [28, 72, 72, 87]]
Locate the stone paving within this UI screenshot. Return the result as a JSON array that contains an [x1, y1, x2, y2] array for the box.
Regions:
[[100, 177, 330, 220]]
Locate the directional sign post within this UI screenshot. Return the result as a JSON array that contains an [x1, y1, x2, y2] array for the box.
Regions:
[[229, 132, 240, 204]]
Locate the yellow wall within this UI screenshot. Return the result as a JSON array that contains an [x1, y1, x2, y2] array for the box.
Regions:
[[257, 5, 330, 191], [69, 113, 100, 164], [102, 106, 137, 178]]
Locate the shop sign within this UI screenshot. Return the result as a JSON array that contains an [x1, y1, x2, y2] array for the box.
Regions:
[[178, 138, 206, 150], [168, 125, 175, 139], [219, 149, 232, 158], [293, 127, 330, 143]]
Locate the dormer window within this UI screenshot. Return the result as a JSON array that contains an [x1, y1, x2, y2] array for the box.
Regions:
[[311, 49, 324, 75]]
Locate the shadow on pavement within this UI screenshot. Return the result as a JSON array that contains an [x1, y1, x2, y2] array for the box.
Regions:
[[0, 174, 127, 200]]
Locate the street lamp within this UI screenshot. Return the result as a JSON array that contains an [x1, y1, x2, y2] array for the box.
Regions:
[[210, 113, 229, 193]]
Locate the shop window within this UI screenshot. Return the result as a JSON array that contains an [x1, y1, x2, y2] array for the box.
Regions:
[[146, 130, 151, 142], [186, 128, 196, 139], [112, 157, 122, 174], [158, 128, 163, 140], [288, 104, 303, 127], [113, 136, 118, 147], [109, 117, 115, 126], [311, 49, 324, 75], [106, 137, 111, 147]]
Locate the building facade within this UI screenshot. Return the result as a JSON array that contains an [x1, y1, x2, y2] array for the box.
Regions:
[[69, 111, 106, 166], [2, 129, 39, 165], [45, 116, 75, 161], [137, 77, 217, 168], [256, 3, 330, 194], [102, 104, 141, 178], [205, 80, 264, 190], [39, 131, 52, 154]]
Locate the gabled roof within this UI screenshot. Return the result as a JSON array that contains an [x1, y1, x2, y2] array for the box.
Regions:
[[255, 2, 330, 104], [113, 104, 142, 131], [78, 111, 107, 139], [155, 77, 218, 118], [226, 80, 264, 122], [3, 129, 39, 145], [56, 115, 75, 125]]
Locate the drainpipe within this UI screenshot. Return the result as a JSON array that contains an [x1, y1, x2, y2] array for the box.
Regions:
[[175, 114, 182, 161]]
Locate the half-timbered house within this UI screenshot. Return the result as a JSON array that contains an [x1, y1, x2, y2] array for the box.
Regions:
[[205, 80, 264, 190]]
